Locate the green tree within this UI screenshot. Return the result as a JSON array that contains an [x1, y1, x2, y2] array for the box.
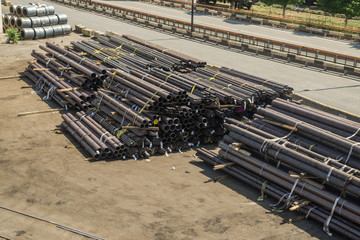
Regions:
[[317, 0, 360, 26], [262, 0, 306, 17]]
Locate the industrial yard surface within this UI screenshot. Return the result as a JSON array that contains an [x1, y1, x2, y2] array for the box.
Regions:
[[6, 1, 360, 115], [1, 1, 360, 239], [0, 33, 346, 240]]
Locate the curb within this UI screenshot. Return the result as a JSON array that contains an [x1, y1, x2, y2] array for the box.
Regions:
[[292, 93, 360, 123]]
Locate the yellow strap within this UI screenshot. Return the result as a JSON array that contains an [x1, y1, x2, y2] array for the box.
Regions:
[[276, 160, 282, 168], [208, 73, 220, 81], [107, 70, 121, 89], [190, 84, 197, 94], [165, 74, 173, 82], [239, 83, 247, 88], [91, 50, 102, 57], [222, 83, 232, 90], [115, 43, 124, 51], [309, 144, 316, 151], [133, 48, 137, 54], [95, 102, 102, 113], [131, 88, 160, 125], [116, 129, 127, 139], [103, 56, 118, 63]]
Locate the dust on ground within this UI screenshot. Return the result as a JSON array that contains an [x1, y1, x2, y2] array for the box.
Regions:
[[0, 33, 344, 240]]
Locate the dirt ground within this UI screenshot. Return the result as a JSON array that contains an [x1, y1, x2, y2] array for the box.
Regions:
[[0, 33, 345, 240]]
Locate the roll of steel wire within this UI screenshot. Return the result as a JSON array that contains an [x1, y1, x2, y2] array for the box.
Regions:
[[43, 26, 54, 38], [40, 16, 50, 26], [22, 6, 37, 17], [61, 24, 72, 35], [33, 27, 45, 39], [45, 5, 55, 15], [48, 15, 59, 25], [16, 17, 32, 28], [9, 5, 18, 16], [52, 25, 63, 36], [56, 13, 68, 24], [36, 6, 47, 17], [10, 16, 18, 27], [3, 15, 10, 27], [20, 28, 35, 40], [30, 17, 42, 28]]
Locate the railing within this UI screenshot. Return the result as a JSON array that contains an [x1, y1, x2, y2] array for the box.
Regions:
[[50, 0, 360, 74], [144, 0, 360, 37]]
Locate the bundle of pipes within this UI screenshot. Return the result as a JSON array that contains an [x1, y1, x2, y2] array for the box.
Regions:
[[62, 111, 127, 160], [24, 42, 107, 110], [220, 67, 293, 100], [253, 98, 360, 170], [4, 3, 71, 40], [196, 148, 360, 239], [71, 34, 205, 73], [71, 35, 292, 108], [24, 33, 293, 160], [196, 100, 360, 238], [122, 34, 207, 69]]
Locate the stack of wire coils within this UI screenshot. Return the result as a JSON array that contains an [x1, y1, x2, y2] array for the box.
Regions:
[[2, 2, 71, 40]]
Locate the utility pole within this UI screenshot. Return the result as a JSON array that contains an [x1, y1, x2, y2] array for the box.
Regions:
[[191, 0, 194, 32]]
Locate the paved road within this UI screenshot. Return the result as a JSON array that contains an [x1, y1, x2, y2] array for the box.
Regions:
[[9, 0, 360, 115], [98, 0, 360, 56]]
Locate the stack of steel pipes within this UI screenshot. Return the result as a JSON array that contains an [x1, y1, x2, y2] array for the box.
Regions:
[[3, 3, 71, 40], [24, 33, 293, 160], [72, 34, 207, 73], [197, 99, 360, 239], [25, 42, 107, 110], [71, 34, 293, 107]]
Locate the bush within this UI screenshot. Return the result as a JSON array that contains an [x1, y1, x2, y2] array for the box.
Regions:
[[6, 28, 20, 44]]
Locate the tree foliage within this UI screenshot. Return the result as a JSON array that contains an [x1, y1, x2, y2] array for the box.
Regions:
[[317, 0, 360, 26], [261, 0, 306, 17]]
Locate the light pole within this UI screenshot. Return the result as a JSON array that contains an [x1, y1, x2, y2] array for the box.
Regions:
[[191, 0, 194, 32]]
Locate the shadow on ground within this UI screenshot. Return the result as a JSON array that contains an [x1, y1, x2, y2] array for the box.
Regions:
[[190, 154, 346, 240]]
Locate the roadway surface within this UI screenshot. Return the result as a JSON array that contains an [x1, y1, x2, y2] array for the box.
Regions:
[[9, 0, 360, 115], [98, 0, 360, 56]]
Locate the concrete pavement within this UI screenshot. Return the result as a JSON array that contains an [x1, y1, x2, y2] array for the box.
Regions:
[[98, 0, 360, 56], [9, 0, 360, 115]]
